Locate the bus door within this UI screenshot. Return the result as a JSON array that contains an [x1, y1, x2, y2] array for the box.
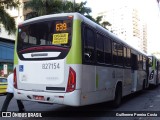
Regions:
[[131, 53, 138, 92], [156, 61, 160, 84]]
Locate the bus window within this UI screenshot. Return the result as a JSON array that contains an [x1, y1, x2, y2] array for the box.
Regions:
[[124, 47, 127, 66], [143, 56, 146, 70], [138, 55, 143, 70], [112, 42, 117, 65], [112, 42, 123, 66], [18, 17, 72, 52], [96, 34, 104, 63], [117, 44, 123, 66], [83, 27, 95, 63], [126, 48, 131, 67], [104, 37, 112, 64]]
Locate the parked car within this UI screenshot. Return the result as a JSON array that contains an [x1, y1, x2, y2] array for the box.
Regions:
[[0, 77, 7, 94]]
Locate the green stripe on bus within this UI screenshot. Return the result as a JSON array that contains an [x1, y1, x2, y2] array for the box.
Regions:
[[66, 20, 82, 64], [152, 58, 156, 70], [14, 30, 18, 65]]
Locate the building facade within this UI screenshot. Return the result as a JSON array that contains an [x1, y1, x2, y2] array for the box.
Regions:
[[0, 38, 14, 77], [0, 0, 28, 76], [98, 6, 147, 53]]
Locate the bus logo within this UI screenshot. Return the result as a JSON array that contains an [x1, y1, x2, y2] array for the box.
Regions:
[[2, 112, 11, 117], [19, 65, 24, 72]]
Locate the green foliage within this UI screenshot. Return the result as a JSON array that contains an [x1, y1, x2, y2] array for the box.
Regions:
[[24, 0, 63, 18], [24, 0, 111, 29], [0, 0, 19, 35]]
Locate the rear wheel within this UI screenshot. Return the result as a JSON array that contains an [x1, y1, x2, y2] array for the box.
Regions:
[[113, 84, 122, 108]]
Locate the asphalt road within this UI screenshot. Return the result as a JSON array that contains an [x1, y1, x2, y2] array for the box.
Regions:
[[0, 85, 160, 120]]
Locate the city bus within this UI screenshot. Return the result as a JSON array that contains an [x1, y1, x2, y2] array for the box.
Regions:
[[14, 13, 148, 107], [148, 55, 160, 86]]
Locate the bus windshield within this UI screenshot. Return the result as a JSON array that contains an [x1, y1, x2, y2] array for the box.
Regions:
[[17, 16, 73, 52]]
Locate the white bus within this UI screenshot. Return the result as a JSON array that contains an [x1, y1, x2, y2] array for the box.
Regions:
[[14, 13, 148, 107], [148, 55, 160, 86]]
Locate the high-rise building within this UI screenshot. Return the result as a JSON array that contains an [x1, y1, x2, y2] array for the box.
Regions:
[[98, 6, 147, 53], [142, 24, 147, 53]]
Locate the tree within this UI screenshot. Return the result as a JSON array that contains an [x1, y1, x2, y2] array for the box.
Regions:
[[0, 0, 19, 34], [24, 0, 64, 19], [63, 1, 91, 15], [24, 0, 91, 18], [87, 15, 111, 29], [63, 1, 111, 29], [95, 16, 103, 24], [95, 16, 111, 29], [101, 21, 111, 28], [24, 0, 111, 29]]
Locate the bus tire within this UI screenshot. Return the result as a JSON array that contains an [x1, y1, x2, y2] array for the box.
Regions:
[[113, 83, 122, 108], [143, 79, 146, 90]]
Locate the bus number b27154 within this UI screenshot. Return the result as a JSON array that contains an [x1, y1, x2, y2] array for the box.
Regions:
[[42, 63, 60, 69]]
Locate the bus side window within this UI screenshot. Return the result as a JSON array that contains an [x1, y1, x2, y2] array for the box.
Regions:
[[138, 55, 143, 70], [124, 47, 127, 66], [126, 48, 131, 67], [117, 44, 123, 66], [96, 33, 104, 63], [112, 42, 123, 66], [104, 37, 112, 64], [143, 56, 146, 70], [83, 26, 95, 63], [112, 42, 117, 65]]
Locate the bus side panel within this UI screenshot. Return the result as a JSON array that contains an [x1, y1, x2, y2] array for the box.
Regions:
[[81, 65, 96, 92], [81, 65, 117, 105], [14, 30, 18, 67], [123, 68, 132, 96], [66, 19, 82, 64], [96, 66, 114, 93], [137, 71, 146, 91]]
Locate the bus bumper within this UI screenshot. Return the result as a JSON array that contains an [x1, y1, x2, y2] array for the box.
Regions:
[[14, 89, 81, 106]]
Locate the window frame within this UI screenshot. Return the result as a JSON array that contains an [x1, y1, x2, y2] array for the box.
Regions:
[[82, 23, 96, 65]]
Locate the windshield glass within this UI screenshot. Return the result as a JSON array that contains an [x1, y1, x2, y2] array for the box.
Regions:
[[17, 16, 73, 52]]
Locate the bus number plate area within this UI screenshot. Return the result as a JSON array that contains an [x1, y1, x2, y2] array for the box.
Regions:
[[42, 63, 60, 69], [33, 95, 44, 101]]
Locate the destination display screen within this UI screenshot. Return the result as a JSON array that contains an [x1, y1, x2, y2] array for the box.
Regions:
[[56, 22, 67, 32]]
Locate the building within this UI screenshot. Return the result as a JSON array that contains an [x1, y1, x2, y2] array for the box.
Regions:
[[0, 38, 14, 77], [97, 6, 147, 53], [0, 0, 28, 76], [142, 24, 147, 53]]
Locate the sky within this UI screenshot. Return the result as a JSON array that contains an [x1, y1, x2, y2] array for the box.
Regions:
[[76, 0, 160, 54]]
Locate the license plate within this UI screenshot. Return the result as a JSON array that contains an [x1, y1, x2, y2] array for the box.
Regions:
[[33, 95, 44, 101]]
